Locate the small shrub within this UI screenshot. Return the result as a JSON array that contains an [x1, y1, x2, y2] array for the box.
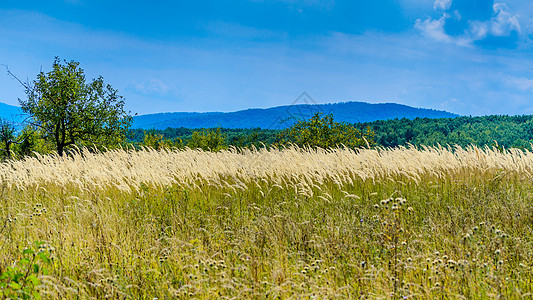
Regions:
[[0, 241, 52, 300]]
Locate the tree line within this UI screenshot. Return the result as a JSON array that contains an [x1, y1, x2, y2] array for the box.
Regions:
[[129, 115, 533, 151]]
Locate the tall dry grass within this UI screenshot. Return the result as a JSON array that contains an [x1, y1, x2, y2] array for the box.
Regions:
[[1, 145, 532, 190], [0, 145, 533, 298]]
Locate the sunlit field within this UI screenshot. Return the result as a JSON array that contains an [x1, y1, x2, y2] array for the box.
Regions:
[[2, 145, 533, 298]]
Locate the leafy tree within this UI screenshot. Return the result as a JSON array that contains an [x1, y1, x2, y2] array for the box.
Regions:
[[0, 118, 19, 160], [278, 112, 375, 149], [15, 57, 132, 156], [12, 125, 53, 158], [142, 130, 181, 150], [187, 128, 227, 151]]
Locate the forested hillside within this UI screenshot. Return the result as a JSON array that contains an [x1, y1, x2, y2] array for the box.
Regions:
[[358, 115, 533, 149]]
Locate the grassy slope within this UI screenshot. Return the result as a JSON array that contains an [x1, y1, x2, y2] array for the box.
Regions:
[[1, 147, 533, 298]]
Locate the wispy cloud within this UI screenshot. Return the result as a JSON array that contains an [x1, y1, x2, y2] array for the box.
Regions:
[[133, 78, 172, 95], [470, 3, 520, 39], [415, 15, 453, 44], [506, 76, 533, 92]]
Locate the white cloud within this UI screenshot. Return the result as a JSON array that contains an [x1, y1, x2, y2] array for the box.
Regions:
[[415, 14, 471, 46], [417, 1, 522, 47], [433, 0, 452, 11], [470, 3, 521, 40], [415, 15, 452, 43], [133, 79, 172, 95]]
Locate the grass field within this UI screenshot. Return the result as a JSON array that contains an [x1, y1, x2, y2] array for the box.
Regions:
[[1, 145, 533, 298]]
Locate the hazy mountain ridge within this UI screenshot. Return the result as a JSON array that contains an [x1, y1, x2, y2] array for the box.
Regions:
[[0, 101, 459, 129], [132, 101, 459, 129], [0, 102, 24, 124]]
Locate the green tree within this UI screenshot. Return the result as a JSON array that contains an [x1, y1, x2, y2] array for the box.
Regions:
[[278, 112, 375, 149], [15, 57, 132, 156], [142, 130, 180, 150], [187, 128, 227, 151]]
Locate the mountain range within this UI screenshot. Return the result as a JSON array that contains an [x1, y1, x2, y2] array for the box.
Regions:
[[132, 101, 459, 129], [0, 101, 459, 129], [0, 102, 24, 124]]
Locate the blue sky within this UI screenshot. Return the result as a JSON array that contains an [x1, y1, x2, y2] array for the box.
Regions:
[[1, 0, 533, 116]]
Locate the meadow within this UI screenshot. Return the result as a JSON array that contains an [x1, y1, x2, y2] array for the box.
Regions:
[[1, 145, 533, 298]]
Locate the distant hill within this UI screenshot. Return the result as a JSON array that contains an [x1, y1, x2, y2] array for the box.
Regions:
[[133, 101, 459, 129], [0, 102, 24, 124]]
